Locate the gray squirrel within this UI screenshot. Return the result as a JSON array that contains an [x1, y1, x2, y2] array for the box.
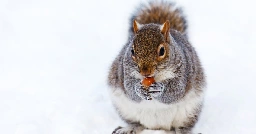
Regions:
[[108, 1, 206, 134]]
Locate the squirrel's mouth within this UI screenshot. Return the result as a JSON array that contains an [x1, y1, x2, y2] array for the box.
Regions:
[[140, 70, 155, 78], [142, 74, 154, 78]]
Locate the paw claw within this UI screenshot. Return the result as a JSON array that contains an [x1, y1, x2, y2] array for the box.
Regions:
[[112, 126, 122, 134]]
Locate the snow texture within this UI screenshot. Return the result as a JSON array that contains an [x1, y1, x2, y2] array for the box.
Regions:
[[0, 0, 256, 134]]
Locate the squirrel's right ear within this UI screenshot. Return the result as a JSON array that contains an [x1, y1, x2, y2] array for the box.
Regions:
[[160, 20, 170, 41], [133, 20, 142, 34]]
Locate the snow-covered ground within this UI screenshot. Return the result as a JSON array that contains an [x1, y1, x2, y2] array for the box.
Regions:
[[0, 0, 256, 133]]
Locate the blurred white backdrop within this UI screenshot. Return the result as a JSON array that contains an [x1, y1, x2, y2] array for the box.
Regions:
[[0, 0, 256, 134]]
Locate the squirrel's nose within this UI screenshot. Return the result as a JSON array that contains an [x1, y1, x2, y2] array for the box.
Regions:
[[140, 67, 153, 77]]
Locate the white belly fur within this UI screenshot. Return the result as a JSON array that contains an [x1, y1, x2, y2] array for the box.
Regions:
[[111, 88, 203, 130]]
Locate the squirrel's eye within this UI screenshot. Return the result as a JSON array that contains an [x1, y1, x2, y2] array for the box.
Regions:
[[159, 47, 165, 56], [157, 44, 166, 61], [131, 49, 135, 56]]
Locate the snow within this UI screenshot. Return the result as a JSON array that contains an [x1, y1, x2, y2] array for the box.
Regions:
[[0, 0, 256, 133]]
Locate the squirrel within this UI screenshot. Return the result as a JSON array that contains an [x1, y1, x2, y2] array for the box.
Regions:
[[108, 1, 206, 134]]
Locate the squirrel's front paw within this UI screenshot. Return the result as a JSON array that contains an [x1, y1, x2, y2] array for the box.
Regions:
[[148, 82, 165, 98], [134, 82, 151, 100], [112, 126, 135, 134], [112, 125, 144, 134]]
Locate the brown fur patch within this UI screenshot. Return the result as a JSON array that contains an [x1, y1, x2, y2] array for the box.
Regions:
[[132, 24, 166, 76]]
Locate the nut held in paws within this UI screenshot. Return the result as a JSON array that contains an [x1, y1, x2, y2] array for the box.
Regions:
[[142, 77, 155, 88]]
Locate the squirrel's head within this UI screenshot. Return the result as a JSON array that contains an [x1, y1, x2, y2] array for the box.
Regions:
[[131, 20, 171, 77]]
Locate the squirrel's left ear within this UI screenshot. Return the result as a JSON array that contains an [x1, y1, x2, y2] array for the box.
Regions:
[[160, 20, 170, 40], [133, 20, 142, 34]]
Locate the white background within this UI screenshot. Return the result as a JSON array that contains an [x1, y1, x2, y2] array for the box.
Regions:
[[0, 0, 256, 133]]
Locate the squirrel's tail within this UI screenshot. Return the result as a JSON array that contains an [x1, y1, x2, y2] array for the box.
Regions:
[[130, 1, 187, 34]]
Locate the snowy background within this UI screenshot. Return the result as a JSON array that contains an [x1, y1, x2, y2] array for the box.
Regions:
[[0, 0, 256, 133]]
